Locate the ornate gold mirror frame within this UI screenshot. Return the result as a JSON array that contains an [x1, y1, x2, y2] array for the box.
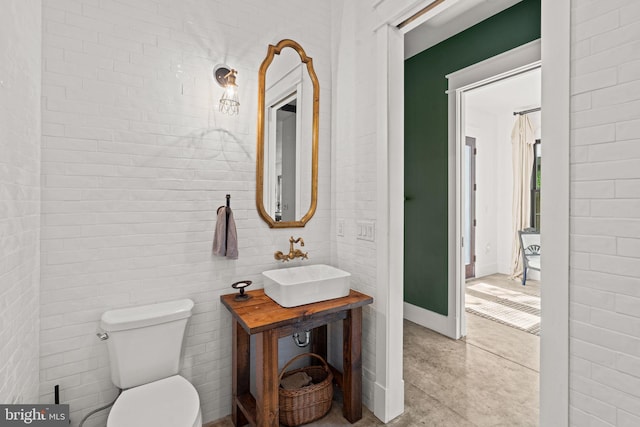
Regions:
[[256, 39, 319, 228]]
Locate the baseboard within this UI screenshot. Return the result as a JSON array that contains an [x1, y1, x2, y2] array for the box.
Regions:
[[373, 379, 405, 423], [403, 302, 456, 339], [475, 263, 498, 279], [497, 264, 510, 275], [529, 270, 541, 281]]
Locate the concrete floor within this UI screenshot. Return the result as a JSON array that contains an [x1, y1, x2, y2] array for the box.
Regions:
[[210, 306, 540, 427]]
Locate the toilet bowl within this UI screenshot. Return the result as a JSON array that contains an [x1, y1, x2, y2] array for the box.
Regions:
[[100, 299, 202, 427], [107, 376, 201, 427]]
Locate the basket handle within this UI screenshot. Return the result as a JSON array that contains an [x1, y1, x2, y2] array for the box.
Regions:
[[278, 352, 330, 382]]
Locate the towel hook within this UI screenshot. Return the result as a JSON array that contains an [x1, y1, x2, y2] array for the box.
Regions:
[[225, 194, 230, 249]]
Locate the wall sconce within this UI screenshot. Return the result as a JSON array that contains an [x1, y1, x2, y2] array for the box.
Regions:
[[213, 64, 239, 116]]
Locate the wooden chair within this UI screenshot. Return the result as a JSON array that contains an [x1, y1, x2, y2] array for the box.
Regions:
[[519, 228, 540, 286]]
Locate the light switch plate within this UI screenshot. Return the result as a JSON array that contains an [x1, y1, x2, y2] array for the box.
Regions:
[[337, 219, 345, 237], [356, 220, 375, 242]]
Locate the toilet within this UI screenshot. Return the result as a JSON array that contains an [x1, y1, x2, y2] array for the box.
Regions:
[[100, 299, 202, 427]]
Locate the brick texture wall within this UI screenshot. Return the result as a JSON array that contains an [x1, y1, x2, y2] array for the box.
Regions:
[[569, 0, 640, 425], [0, 0, 42, 407], [331, 0, 379, 408], [40, 1, 332, 425]]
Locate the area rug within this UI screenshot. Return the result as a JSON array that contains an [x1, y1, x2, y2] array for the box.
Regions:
[[466, 282, 541, 335]]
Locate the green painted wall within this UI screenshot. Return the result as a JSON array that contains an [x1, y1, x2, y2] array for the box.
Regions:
[[404, 0, 541, 315]]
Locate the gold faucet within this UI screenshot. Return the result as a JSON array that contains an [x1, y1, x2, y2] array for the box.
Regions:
[[274, 236, 309, 262]]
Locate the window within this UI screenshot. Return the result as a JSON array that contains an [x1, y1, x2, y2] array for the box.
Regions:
[[530, 140, 541, 230]]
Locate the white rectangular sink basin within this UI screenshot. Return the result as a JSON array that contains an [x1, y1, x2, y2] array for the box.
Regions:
[[262, 264, 351, 308]]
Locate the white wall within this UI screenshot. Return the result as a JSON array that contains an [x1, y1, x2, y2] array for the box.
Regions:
[[569, 0, 640, 425], [466, 103, 541, 279], [464, 66, 542, 282], [465, 109, 500, 277], [495, 113, 515, 275], [330, 0, 379, 409], [39, 1, 332, 425], [0, 0, 42, 406]]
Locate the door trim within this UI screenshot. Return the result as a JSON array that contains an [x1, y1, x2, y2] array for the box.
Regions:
[[465, 136, 476, 280], [539, 1, 570, 424], [448, 41, 542, 340], [373, 23, 405, 423]]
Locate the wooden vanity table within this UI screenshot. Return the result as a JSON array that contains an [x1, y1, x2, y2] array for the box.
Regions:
[[221, 289, 373, 427]]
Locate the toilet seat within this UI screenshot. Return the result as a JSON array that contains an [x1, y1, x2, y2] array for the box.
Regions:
[[107, 375, 201, 427]]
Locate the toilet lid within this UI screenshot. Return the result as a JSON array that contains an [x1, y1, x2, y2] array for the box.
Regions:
[[108, 375, 200, 427]]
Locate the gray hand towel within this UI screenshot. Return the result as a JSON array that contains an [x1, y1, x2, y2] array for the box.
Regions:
[[213, 206, 238, 259], [225, 207, 238, 259]]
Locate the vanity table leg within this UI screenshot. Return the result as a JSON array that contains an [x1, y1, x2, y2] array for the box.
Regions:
[[256, 329, 279, 427], [232, 320, 249, 427], [311, 324, 328, 362], [343, 307, 363, 423]]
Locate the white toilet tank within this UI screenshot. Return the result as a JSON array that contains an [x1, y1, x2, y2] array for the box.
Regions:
[[100, 299, 194, 389]]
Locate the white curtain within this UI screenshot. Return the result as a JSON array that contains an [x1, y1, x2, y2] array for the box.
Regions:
[[510, 115, 536, 279]]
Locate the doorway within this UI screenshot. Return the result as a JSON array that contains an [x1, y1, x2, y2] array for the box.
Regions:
[[458, 68, 542, 346], [371, 0, 570, 423]]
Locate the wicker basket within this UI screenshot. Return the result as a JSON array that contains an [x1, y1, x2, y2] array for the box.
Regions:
[[279, 353, 334, 426]]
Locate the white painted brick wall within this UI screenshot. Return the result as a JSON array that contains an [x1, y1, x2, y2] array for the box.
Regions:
[[40, 1, 333, 425], [0, 0, 42, 406], [330, 0, 378, 408], [570, 0, 640, 425]]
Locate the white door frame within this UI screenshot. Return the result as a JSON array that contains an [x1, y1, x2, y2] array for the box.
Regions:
[[448, 42, 542, 339], [372, 0, 569, 425]]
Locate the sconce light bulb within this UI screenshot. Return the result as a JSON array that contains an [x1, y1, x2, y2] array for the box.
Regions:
[[218, 69, 239, 115], [225, 84, 237, 98]]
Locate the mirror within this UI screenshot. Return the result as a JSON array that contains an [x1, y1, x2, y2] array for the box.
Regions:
[[256, 39, 319, 228]]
